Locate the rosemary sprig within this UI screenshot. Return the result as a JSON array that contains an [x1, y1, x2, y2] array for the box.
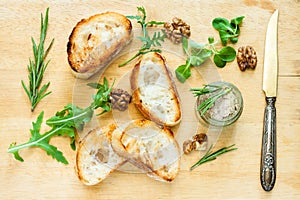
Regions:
[[191, 84, 232, 116], [190, 144, 237, 171], [119, 6, 166, 67], [8, 77, 113, 164], [21, 8, 54, 112]]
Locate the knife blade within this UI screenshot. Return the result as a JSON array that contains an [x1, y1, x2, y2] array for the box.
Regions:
[[260, 9, 279, 192]]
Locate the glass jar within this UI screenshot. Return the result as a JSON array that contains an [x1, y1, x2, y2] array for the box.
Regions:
[[195, 81, 243, 127]]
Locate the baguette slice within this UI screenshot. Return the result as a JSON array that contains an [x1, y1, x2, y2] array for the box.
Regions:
[[110, 119, 180, 182], [130, 52, 181, 126], [67, 12, 133, 79], [75, 124, 126, 185]]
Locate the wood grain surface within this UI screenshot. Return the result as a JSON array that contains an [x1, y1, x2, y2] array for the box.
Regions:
[[0, 0, 299, 199]]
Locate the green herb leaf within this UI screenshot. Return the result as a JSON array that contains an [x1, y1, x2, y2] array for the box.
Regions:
[[213, 54, 226, 68], [119, 7, 166, 67], [218, 30, 234, 45], [8, 78, 113, 164], [22, 8, 54, 112], [175, 64, 191, 83], [126, 15, 142, 20], [230, 37, 238, 44], [147, 21, 165, 26], [182, 36, 189, 54], [208, 37, 214, 44], [212, 16, 244, 45], [212, 17, 231, 31], [176, 15, 243, 82], [191, 84, 232, 115], [190, 144, 237, 171], [7, 112, 70, 164], [230, 16, 245, 26], [217, 46, 236, 62]]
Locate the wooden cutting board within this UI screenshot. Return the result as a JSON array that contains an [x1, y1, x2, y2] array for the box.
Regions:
[[0, 0, 299, 199]]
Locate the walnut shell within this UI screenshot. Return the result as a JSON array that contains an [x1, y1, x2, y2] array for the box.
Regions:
[[237, 46, 257, 71]]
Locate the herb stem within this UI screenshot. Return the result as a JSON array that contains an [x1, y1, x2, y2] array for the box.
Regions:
[[46, 108, 91, 125], [7, 124, 66, 154], [119, 49, 161, 67], [8, 77, 113, 164], [198, 87, 231, 116], [119, 7, 166, 67], [190, 144, 237, 171], [22, 8, 54, 112]]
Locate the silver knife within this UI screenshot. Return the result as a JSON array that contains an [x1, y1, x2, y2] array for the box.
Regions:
[[260, 9, 279, 192]]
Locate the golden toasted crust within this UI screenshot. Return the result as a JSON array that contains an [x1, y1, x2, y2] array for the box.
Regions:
[[130, 52, 182, 126], [75, 124, 126, 185], [110, 119, 180, 182], [67, 12, 133, 79]]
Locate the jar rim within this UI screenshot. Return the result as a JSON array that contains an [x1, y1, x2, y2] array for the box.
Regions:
[[195, 81, 243, 127]]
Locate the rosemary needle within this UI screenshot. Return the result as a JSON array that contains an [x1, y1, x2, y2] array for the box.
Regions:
[[190, 144, 237, 171], [21, 8, 54, 112], [191, 84, 232, 116]]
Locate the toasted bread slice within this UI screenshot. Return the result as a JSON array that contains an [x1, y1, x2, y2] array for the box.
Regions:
[[110, 119, 180, 182], [75, 124, 126, 185], [67, 12, 133, 79], [130, 52, 182, 126]]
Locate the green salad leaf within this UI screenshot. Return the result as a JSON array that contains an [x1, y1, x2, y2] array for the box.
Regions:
[[175, 37, 236, 82], [8, 78, 113, 164], [212, 16, 244, 45]]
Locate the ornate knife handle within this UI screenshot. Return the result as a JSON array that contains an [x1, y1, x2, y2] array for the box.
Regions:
[[260, 97, 276, 191]]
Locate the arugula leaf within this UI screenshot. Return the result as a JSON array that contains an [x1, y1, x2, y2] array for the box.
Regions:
[[8, 78, 113, 164], [119, 7, 166, 67], [212, 16, 244, 45], [8, 112, 69, 164]]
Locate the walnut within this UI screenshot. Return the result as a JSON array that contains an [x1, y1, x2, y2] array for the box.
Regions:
[[110, 88, 131, 111], [237, 46, 257, 71], [192, 133, 208, 150], [164, 17, 191, 44], [183, 140, 195, 154], [183, 133, 208, 154]]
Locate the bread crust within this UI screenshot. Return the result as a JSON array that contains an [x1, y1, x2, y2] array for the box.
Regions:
[[110, 119, 180, 182], [67, 12, 133, 79], [130, 52, 182, 126], [75, 124, 127, 185]]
